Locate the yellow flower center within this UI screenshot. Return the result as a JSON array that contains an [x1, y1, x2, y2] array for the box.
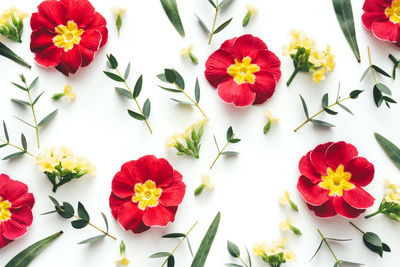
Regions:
[[385, 0, 400, 24], [0, 197, 11, 222], [53, 21, 84, 52], [132, 180, 162, 210], [227, 57, 260, 84], [319, 165, 355, 196]]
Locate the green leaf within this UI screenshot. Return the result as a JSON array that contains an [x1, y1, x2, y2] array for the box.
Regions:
[[162, 233, 186, 238], [311, 119, 335, 128], [133, 75, 143, 98], [106, 54, 118, 69], [213, 135, 220, 152], [33, 92, 45, 105], [5, 231, 63, 267], [3, 121, 9, 142], [350, 90, 363, 99], [101, 212, 109, 233], [383, 96, 397, 104], [71, 219, 89, 229], [77, 202, 90, 221], [187, 238, 194, 257], [29, 77, 39, 91], [227, 241, 240, 258], [224, 264, 243, 267], [149, 252, 170, 258], [159, 86, 181, 93], [11, 98, 30, 106], [0, 144, 7, 148], [373, 86, 383, 107], [222, 151, 240, 156], [21, 134, 27, 151], [124, 62, 131, 80], [2, 151, 25, 160], [14, 116, 35, 128], [156, 73, 168, 82], [338, 103, 353, 115], [214, 18, 233, 34], [143, 99, 151, 119], [191, 212, 221, 267], [173, 69, 185, 89], [48, 196, 61, 209], [38, 109, 58, 127], [228, 138, 241, 144], [363, 232, 384, 257], [196, 15, 210, 34], [60, 202, 74, 218], [160, 0, 185, 37], [310, 240, 324, 261], [207, 0, 216, 8], [360, 67, 370, 81], [372, 65, 391, 78], [168, 255, 175, 267], [164, 69, 177, 83], [322, 93, 329, 108], [78, 235, 106, 245], [324, 108, 338, 115], [334, 260, 364, 266], [382, 243, 391, 252], [127, 109, 146, 120], [376, 83, 391, 95], [374, 132, 400, 170], [299, 95, 309, 118], [170, 98, 194, 106], [245, 246, 252, 267], [104, 71, 125, 82], [263, 121, 272, 134], [195, 78, 200, 103], [11, 82, 27, 91], [219, 0, 234, 8], [332, 0, 360, 62], [0, 42, 31, 68], [115, 87, 133, 99], [227, 126, 233, 140], [51, 93, 65, 100]]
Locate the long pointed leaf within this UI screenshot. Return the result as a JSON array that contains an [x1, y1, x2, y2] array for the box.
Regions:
[[38, 109, 58, 127], [214, 18, 232, 34], [299, 95, 309, 118], [196, 15, 210, 34], [0, 42, 31, 68], [160, 0, 185, 37], [375, 132, 400, 170]]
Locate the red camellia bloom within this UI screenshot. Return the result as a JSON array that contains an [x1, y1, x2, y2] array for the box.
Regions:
[[297, 141, 375, 218], [205, 34, 281, 107], [109, 155, 186, 234], [362, 0, 400, 45], [0, 174, 35, 249], [30, 0, 108, 76]]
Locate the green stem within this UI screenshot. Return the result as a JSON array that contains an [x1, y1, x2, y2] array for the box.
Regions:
[[367, 47, 378, 85], [208, 0, 219, 45], [0, 138, 33, 156], [238, 255, 249, 267], [25, 82, 40, 149], [364, 209, 381, 219], [161, 221, 198, 267], [286, 68, 299, 86], [115, 68, 153, 134], [174, 82, 207, 119], [210, 140, 229, 169], [349, 222, 365, 234], [294, 96, 351, 132], [317, 229, 341, 267]]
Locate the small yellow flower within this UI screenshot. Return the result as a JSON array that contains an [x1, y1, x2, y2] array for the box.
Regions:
[[279, 190, 290, 206], [253, 242, 266, 256], [61, 157, 78, 172], [181, 44, 194, 56], [312, 69, 326, 83], [272, 237, 287, 248], [265, 110, 279, 123], [284, 250, 296, 262], [279, 217, 293, 232], [246, 4, 257, 15], [63, 84, 76, 102], [165, 133, 184, 148], [116, 256, 130, 266], [385, 179, 400, 192], [111, 6, 127, 16], [201, 174, 214, 189]]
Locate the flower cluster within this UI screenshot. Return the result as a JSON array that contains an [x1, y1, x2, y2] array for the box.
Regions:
[[253, 237, 296, 267], [166, 118, 208, 159], [0, 6, 28, 42], [33, 146, 95, 192], [366, 180, 400, 221], [283, 30, 335, 86]]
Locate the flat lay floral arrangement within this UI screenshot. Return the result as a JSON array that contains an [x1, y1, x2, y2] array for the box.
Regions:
[[1, 0, 400, 266]]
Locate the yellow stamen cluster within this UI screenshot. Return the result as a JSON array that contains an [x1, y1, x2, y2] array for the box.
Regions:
[[53, 21, 84, 52], [0, 6, 28, 26], [253, 237, 296, 262], [132, 180, 162, 210], [319, 165, 354, 196], [33, 146, 95, 175], [385, 0, 400, 24], [0, 197, 11, 222], [116, 256, 130, 266], [384, 179, 400, 205], [227, 57, 260, 84]]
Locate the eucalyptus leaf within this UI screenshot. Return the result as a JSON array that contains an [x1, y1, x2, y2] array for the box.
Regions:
[[106, 54, 118, 69], [363, 232, 384, 257], [143, 99, 151, 119], [127, 109, 146, 120], [33, 92, 45, 105], [167, 255, 175, 267], [124, 63, 131, 80], [78, 235, 106, 245], [60, 202, 74, 218], [38, 109, 58, 127], [162, 233, 186, 238], [29, 77, 39, 91], [207, 0, 216, 8], [196, 15, 210, 34], [149, 252, 170, 258], [227, 241, 240, 258], [0, 144, 7, 148], [14, 116, 35, 128], [20, 134, 27, 151], [322, 93, 329, 108], [3, 121, 9, 142], [133, 75, 143, 98], [310, 240, 324, 261], [104, 71, 125, 82], [115, 87, 133, 99], [157, 73, 168, 83], [350, 90, 363, 99], [101, 212, 109, 233], [11, 98, 30, 106], [334, 260, 364, 266], [338, 103, 353, 115], [376, 83, 391, 95], [227, 127, 233, 140], [372, 65, 391, 78], [11, 82, 27, 91], [324, 108, 338, 115], [71, 219, 89, 229], [228, 138, 241, 144], [245, 246, 252, 267], [2, 151, 25, 160], [373, 86, 383, 107], [374, 133, 400, 170], [219, 0, 234, 8], [225, 264, 243, 267], [159, 86, 181, 93], [214, 18, 232, 34], [173, 69, 185, 89], [160, 0, 185, 37], [311, 119, 335, 128], [195, 78, 200, 103], [360, 67, 370, 81], [77, 202, 90, 221], [164, 69, 177, 83], [299, 95, 309, 118], [170, 98, 194, 106]]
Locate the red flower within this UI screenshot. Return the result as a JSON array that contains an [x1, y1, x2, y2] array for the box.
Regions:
[[205, 34, 281, 107], [297, 141, 375, 218], [30, 0, 108, 76], [0, 174, 35, 249], [109, 155, 186, 234], [362, 0, 400, 45]]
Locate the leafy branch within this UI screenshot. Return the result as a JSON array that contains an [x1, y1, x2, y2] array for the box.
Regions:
[[0, 120, 32, 160], [196, 0, 233, 44], [294, 86, 363, 132], [210, 126, 240, 169], [104, 54, 152, 134], [349, 222, 390, 257]]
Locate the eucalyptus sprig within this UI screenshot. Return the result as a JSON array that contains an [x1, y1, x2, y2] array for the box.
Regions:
[[0, 121, 32, 160], [349, 222, 390, 257], [311, 229, 362, 267], [210, 126, 240, 169], [196, 0, 234, 44], [11, 75, 58, 149], [226, 240, 252, 267], [157, 69, 207, 119], [294, 86, 363, 132], [361, 47, 396, 108], [43, 196, 117, 244], [389, 54, 400, 79], [104, 54, 152, 134], [0, 41, 30, 68], [365, 198, 400, 222], [149, 221, 198, 267]]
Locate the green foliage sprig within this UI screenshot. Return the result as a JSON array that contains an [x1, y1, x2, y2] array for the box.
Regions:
[[226, 240, 252, 267], [365, 198, 400, 222], [0, 12, 25, 43], [374, 132, 400, 170], [210, 126, 240, 169], [149, 221, 198, 267], [361, 47, 396, 108], [157, 69, 207, 119], [349, 222, 390, 257], [104, 54, 152, 134], [311, 229, 362, 267], [294, 86, 362, 132], [43, 196, 116, 244], [160, 0, 185, 37], [11, 74, 58, 149], [0, 42, 30, 68], [389, 54, 400, 79], [0, 121, 32, 160], [196, 0, 234, 44]]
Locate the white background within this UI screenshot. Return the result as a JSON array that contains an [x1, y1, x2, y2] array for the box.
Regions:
[[0, 0, 399, 266]]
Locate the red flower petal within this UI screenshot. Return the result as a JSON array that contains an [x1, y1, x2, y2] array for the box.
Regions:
[[310, 142, 333, 175], [249, 72, 277, 104], [362, 0, 391, 12], [345, 157, 375, 187], [132, 155, 173, 187], [205, 49, 234, 88], [325, 141, 358, 170], [58, 45, 82, 75], [79, 29, 101, 66], [217, 79, 256, 106], [10, 206, 33, 227], [306, 198, 336, 218], [220, 37, 237, 54], [86, 12, 108, 48], [297, 175, 329, 206], [0, 174, 10, 192], [371, 20, 400, 42], [30, 0, 67, 31], [343, 186, 375, 209], [142, 205, 176, 227], [159, 171, 186, 207], [2, 179, 28, 203], [116, 201, 143, 232], [299, 152, 321, 184], [333, 197, 365, 218], [30, 28, 56, 53], [361, 12, 388, 30], [34, 44, 63, 68], [11, 193, 35, 209], [109, 193, 127, 219], [252, 50, 282, 81], [2, 219, 27, 240], [232, 34, 268, 60], [0, 230, 12, 249], [111, 171, 135, 199], [59, 0, 95, 28], [131, 220, 151, 234]]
